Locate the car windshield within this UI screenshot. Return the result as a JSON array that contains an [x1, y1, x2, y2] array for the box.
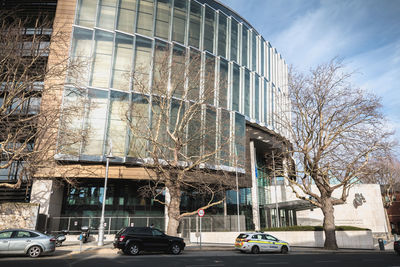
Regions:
[[237, 234, 248, 239], [116, 228, 127, 236]]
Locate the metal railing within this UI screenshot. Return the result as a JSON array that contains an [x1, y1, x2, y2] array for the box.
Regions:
[[48, 215, 246, 235]]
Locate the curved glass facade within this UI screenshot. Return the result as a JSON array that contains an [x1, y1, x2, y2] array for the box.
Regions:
[[59, 0, 289, 170]]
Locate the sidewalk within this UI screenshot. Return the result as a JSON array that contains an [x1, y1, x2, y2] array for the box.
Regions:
[[54, 241, 395, 256]]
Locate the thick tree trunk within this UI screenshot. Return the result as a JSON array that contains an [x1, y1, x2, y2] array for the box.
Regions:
[[321, 198, 338, 250], [166, 184, 181, 236]]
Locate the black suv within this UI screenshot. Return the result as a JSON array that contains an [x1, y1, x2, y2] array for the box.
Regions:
[[113, 227, 185, 255]]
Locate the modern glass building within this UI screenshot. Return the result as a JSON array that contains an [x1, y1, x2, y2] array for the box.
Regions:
[[28, 0, 292, 233]]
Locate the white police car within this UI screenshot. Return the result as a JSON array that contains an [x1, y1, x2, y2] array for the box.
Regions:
[[235, 232, 290, 254]]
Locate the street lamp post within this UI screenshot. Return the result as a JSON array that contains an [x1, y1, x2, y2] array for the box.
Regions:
[[98, 148, 114, 246]]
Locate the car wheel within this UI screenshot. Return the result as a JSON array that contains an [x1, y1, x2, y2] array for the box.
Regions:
[[251, 245, 260, 254], [126, 243, 140, 255], [281, 246, 289, 254], [27, 246, 42, 258], [170, 243, 181, 255]]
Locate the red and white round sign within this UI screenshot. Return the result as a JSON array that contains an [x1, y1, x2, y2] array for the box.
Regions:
[[198, 209, 205, 217]]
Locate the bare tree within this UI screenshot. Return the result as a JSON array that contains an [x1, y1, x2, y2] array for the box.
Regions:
[[125, 45, 236, 235], [280, 59, 393, 249], [361, 153, 400, 207], [0, 11, 86, 189]]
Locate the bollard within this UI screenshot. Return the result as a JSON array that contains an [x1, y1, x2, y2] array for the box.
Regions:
[[378, 238, 385, 251]]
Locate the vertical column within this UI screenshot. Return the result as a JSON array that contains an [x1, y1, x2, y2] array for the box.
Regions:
[[164, 187, 170, 232], [250, 140, 260, 230]]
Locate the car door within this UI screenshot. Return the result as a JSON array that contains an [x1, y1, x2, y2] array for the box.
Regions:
[[8, 230, 34, 254], [150, 228, 169, 251], [0, 231, 14, 254], [264, 234, 280, 252]]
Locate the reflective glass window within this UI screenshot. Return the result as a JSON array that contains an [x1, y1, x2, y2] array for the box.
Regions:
[[172, 0, 187, 44], [82, 89, 108, 155], [217, 12, 227, 58], [241, 25, 248, 68], [58, 88, 85, 155], [171, 44, 186, 98], [251, 32, 257, 71], [220, 109, 230, 166], [152, 40, 170, 95], [91, 30, 114, 88], [260, 38, 265, 77], [187, 103, 202, 160], [205, 107, 216, 164], [263, 79, 267, 124], [136, 0, 154, 36], [150, 97, 169, 157], [254, 74, 259, 121], [76, 0, 97, 27], [203, 6, 215, 53], [117, 0, 137, 33], [204, 53, 215, 105], [230, 19, 238, 62], [218, 58, 228, 108], [231, 63, 240, 112], [68, 27, 93, 87], [112, 33, 133, 90], [155, 0, 171, 40], [188, 1, 201, 48], [234, 112, 245, 168], [107, 91, 129, 157], [98, 0, 118, 30], [187, 49, 201, 101], [128, 93, 149, 158], [244, 69, 250, 117], [134, 36, 152, 92]]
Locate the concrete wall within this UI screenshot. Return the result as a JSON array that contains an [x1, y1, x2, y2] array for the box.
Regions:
[[0, 202, 40, 230], [267, 183, 387, 233], [189, 230, 373, 249]]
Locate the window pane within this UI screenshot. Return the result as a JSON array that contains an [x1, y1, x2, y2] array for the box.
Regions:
[[220, 109, 230, 166], [155, 0, 170, 39], [134, 36, 152, 92], [58, 88, 85, 155], [171, 44, 186, 98], [112, 34, 133, 90], [234, 112, 245, 168], [188, 1, 201, 48], [260, 38, 265, 77], [217, 13, 227, 58], [117, 0, 137, 33], [254, 74, 259, 121], [204, 53, 215, 105], [244, 69, 250, 117], [76, 0, 97, 27], [136, 0, 154, 36], [218, 58, 228, 108], [187, 103, 201, 160], [172, 0, 186, 44], [251, 32, 257, 71], [152, 40, 170, 95], [241, 26, 248, 68], [107, 91, 129, 157], [231, 63, 240, 112], [98, 0, 118, 30], [187, 49, 201, 101], [230, 19, 238, 62], [82, 89, 108, 155], [68, 27, 93, 87], [128, 93, 149, 158], [264, 79, 268, 124], [203, 6, 215, 53], [205, 107, 216, 164], [91, 30, 114, 88]]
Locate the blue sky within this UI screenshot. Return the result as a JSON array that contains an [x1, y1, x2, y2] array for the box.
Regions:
[[220, 0, 400, 155]]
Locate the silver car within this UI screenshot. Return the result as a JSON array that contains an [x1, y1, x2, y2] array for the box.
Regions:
[[235, 232, 290, 254], [0, 229, 56, 257]]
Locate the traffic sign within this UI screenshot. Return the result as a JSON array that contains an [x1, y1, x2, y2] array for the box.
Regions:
[[198, 209, 205, 217]]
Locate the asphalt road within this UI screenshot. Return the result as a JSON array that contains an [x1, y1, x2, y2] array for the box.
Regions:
[[0, 250, 399, 267]]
